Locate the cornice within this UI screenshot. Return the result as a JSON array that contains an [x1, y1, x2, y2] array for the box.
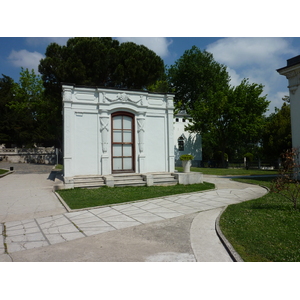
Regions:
[[277, 64, 300, 79]]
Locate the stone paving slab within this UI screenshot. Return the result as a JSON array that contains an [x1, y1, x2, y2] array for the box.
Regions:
[[1, 177, 268, 255], [4, 219, 50, 252], [8, 212, 199, 262], [36, 215, 86, 245], [0, 171, 66, 223], [190, 207, 233, 262]]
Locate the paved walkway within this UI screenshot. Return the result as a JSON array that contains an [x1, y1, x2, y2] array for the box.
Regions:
[[0, 163, 268, 262], [0, 164, 65, 223]]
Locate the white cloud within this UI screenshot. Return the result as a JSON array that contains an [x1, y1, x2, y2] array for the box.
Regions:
[[226, 67, 243, 87], [206, 37, 296, 68], [272, 91, 289, 110], [8, 49, 45, 74], [206, 37, 298, 114], [116, 37, 172, 58]]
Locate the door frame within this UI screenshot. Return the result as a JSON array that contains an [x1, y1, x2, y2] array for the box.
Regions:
[[111, 111, 135, 173]]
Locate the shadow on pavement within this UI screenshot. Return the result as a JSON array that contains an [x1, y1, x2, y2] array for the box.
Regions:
[[47, 170, 64, 182]]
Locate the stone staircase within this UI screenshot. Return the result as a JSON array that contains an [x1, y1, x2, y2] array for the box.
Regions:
[[73, 175, 105, 189], [112, 173, 146, 187], [152, 172, 178, 186], [69, 172, 179, 189]]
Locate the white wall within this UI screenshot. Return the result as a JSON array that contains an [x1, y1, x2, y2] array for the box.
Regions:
[[73, 113, 98, 175], [145, 115, 166, 172], [290, 81, 300, 149], [62, 85, 175, 178], [173, 114, 202, 166]]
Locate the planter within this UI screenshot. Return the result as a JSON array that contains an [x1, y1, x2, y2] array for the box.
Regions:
[[182, 160, 192, 173]]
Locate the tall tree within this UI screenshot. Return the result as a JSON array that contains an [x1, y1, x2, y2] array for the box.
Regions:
[[0, 75, 17, 145], [38, 37, 165, 144], [226, 79, 269, 152], [168, 46, 270, 167], [168, 46, 230, 116], [193, 79, 269, 166], [6, 68, 55, 146], [262, 102, 292, 160], [114, 42, 165, 89], [39, 37, 165, 91]]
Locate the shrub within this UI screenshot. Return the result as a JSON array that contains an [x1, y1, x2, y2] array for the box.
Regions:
[[180, 154, 194, 161], [271, 148, 300, 210]]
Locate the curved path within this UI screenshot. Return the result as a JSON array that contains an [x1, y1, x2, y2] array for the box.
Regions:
[[0, 164, 268, 261]]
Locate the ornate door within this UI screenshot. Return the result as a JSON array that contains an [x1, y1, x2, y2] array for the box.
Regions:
[[111, 112, 135, 173]]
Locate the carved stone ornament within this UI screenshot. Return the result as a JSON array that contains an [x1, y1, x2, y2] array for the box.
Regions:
[[137, 118, 145, 153], [288, 75, 300, 95], [284, 70, 300, 79], [289, 85, 299, 95], [100, 117, 109, 153], [166, 95, 174, 109], [104, 92, 143, 105], [63, 90, 72, 101]]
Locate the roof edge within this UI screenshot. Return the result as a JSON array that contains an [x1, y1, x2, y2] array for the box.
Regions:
[[61, 83, 175, 96]]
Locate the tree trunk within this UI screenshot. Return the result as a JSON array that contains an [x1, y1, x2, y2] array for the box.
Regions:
[[221, 149, 226, 168]]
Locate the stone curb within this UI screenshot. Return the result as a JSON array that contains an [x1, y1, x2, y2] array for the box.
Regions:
[[0, 170, 14, 178], [215, 206, 244, 262], [52, 186, 218, 213], [228, 177, 270, 192], [214, 181, 270, 262], [53, 191, 72, 213]]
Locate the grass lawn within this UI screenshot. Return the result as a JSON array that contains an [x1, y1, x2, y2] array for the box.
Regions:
[[175, 166, 277, 176], [220, 177, 300, 262], [57, 182, 215, 210], [54, 164, 63, 170], [0, 169, 8, 175]]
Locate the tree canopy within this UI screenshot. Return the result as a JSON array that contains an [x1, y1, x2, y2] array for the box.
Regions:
[[0, 74, 16, 145], [9, 68, 45, 146], [262, 101, 292, 160], [114, 42, 166, 89], [37, 37, 166, 145], [168, 46, 230, 116], [0, 69, 58, 147], [39, 37, 165, 92], [167, 46, 270, 165], [2, 40, 282, 162]]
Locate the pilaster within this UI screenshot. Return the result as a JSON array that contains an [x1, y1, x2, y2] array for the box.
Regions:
[[62, 86, 74, 177], [138, 155, 146, 173], [166, 94, 175, 172]]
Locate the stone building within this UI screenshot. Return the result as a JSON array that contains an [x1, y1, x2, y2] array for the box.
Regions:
[[173, 110, 202, 167], [62, 84, 175, 179], [277, 55, 300, 149], [61, 84, 203, 188]]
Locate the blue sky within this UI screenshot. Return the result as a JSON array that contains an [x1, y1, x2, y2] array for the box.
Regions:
[[1, 36, 299, 115]]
